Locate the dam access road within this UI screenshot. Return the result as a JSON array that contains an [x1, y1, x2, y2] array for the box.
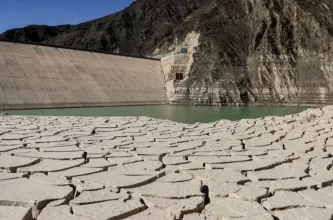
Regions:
[[1, 106, 333, 219]]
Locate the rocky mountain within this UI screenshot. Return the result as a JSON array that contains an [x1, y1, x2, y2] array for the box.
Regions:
[[1, 0, 333, 105], [0, 0, 211, 55]]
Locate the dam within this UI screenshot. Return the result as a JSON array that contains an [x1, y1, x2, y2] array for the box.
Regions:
[[0, 41, 313, 123], [0, 41, 166, 109], [0, 41, 332, 110]]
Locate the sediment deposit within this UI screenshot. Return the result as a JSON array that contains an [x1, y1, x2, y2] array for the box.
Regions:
[[1, 106, 333, 219]]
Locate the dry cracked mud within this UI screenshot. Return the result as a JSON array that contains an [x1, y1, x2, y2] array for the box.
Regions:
[[1, 106, 333, 219]]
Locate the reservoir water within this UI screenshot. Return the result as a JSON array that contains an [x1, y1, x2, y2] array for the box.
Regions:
[[3, 105, 310, 124]]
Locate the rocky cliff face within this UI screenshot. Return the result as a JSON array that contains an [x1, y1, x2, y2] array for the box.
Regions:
[[1, 0, 333, 106]]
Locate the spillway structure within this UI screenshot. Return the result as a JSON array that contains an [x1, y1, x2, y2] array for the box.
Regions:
[[0, 41, 167, 109]]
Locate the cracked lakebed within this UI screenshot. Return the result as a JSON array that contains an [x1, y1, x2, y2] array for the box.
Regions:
[[1, 106, 333, 219]]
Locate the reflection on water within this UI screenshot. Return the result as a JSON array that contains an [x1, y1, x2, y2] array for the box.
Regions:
[[3, 105, 310, 124]]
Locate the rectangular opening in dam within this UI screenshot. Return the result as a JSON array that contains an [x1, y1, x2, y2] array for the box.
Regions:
[[2, 106, 310, 124], [176, 73, 184, 81]]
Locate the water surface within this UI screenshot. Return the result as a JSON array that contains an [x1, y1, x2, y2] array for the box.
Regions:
[[3, 105, 310, 124]]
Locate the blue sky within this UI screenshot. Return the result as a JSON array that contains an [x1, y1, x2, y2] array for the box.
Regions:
[[0, 0, 134, 34]]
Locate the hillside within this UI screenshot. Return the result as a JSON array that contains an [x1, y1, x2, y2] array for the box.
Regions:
[[0, 0, 210, 55], [1, 0, 333, 105]]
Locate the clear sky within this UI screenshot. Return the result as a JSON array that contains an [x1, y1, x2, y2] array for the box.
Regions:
[[0, 0, 134, 34]]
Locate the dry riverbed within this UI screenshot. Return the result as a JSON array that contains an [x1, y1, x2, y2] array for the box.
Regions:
[[1, 106, 333, 219]]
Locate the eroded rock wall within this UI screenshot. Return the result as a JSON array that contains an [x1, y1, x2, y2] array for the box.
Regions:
[[157, 0, 333, 106]]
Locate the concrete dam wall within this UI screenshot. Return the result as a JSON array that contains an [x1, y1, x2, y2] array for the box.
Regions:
[[0, 42, 166, 109]]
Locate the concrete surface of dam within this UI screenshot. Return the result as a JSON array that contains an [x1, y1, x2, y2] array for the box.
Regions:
[[0, 41, 166, 109]]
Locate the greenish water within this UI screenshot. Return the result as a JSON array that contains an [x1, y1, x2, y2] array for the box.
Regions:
[[3, 105, 310, 124]]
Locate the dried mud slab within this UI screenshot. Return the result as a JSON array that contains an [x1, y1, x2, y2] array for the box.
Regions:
[[0, 206, 32, 220], [0, 155, 39, 171], [37, 206, 93, 220], [70, 190, 128, 206], [0, 178, 73, 208], [72, 200, 145, 219], [18, 159, 85, 173]]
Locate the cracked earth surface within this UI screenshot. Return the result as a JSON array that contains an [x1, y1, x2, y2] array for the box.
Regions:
[[1, 106, 333, 219]]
